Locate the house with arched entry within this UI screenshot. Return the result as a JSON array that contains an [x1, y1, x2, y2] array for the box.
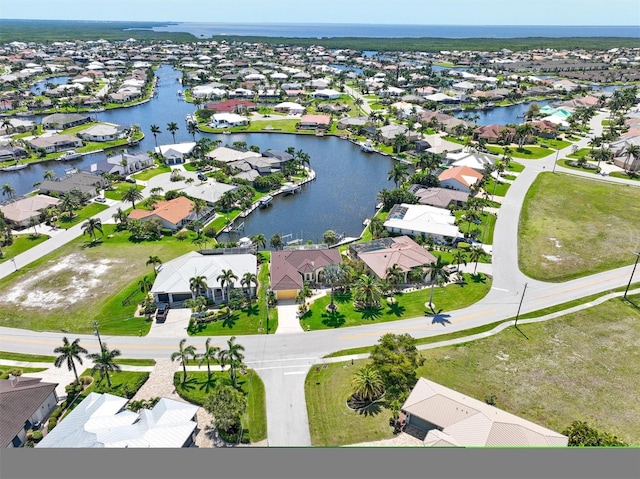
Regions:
[[270, 248, 342, 300]]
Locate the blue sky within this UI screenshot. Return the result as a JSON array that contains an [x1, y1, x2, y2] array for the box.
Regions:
[[1, 0, 638, 25]]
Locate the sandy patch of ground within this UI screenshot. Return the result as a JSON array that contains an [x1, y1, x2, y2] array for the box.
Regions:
[[1, 253, 119, 309]]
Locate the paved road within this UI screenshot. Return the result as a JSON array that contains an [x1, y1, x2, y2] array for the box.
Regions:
[[1, 111, 639, 446]]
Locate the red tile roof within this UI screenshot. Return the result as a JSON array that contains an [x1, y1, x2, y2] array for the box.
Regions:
[[128, 196, 194, 226]]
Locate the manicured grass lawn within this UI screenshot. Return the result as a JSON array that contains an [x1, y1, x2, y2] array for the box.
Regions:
[[454, 210, 496, 244], [0, 351, 55, 362], [567, 148, 591, 160], [483, 177, 511, 197], [507, 161, 525, 173], [104, 182, 145, 201], [609, 171, 640, 182], [58, 203, 109, 228], [300, 273, 491, 330], [558, 158, 599, 173], [66, 369, 150, 411], [173, 370, 267, 443], [200, 119, 302, 134], [113, 358, 156, 367], [487, 145, 554, 159], [188, 262, 277, 335], [0, 366, 47, 378], [314, 295, 640, 446], [0, 224, 201, 335], [305, 360, 394, 446], [540, 138, 572, 150], [0, 233, 50, 263], [183, 163, 198, 172], [132, 165, 171, 180], [519, 173, 640, 281]]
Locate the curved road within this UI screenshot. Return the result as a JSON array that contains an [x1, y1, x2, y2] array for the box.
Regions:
[[1, 111, 639, 446]]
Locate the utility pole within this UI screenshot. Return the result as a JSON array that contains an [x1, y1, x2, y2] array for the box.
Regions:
[[623, 252, 640, 300], [514, 283, 529, 338]]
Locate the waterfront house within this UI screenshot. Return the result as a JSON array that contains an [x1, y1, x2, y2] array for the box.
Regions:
[[155, 142, 196, 165], [36, 392, 199, 448], [40, 171, 107, 197], [127, 196, 195, 231], [298, 114, 331, 130], [407, 185, 469, 210], [1, 376, 58, 448], [26, 134, 83, 154], [438, 166, 484, 193], [0, 194, 60, 229], [383, 203, 462, 244], [209, 113, 249, 129], [82, 152, 153, 177], [270, 248, 342, 300], [472, 124, 515, 144], [400, 378, 568, 447], [41, 113, 90, 130], [77, 122, 128, 142]]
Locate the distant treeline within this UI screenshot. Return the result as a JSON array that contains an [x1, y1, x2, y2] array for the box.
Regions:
[[1, 19, 638, 52]]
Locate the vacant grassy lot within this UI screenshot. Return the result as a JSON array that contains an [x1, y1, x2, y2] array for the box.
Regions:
[[0, 233, 50, 263], [300, 273, 491, 330], [58, 203, 109, 228], [173, 370, 267, 443], [104, 182, 145, 201], [309, 295, 640, 446], [0, 224, 200, 335], [132, 165, 171, 181], [487, 145, 554, 159], [519, 173, 640, 281]]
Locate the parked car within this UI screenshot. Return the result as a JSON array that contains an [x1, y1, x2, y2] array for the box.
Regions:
[[95, 197, 106, 203], [155, 303, 169, 322], [197, 173, 207, 181], [124, 177, 136, 184]]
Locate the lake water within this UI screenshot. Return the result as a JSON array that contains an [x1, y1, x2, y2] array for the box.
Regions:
[[3, 65, 395, 243], [455, 100, 553, 126]]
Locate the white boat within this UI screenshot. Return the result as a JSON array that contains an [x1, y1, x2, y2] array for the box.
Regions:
[[258, 195, 273, 208], [185, 114, 197, 125], [360, 140, 375, 152], [0, 163, 28, 171], [57, 150, 82, 161], [177, 89, 183, 96]]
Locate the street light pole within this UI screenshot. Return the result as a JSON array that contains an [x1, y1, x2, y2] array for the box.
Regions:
[[514, 282, 528, 332], [11, 258, 18, 272], [93, 320, 104, 350], [623, 252, 640, 300], [552, 149, 559, 173]]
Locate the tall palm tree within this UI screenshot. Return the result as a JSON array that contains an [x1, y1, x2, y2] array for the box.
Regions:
[[593, 146, 612, 173], [112, 207, 128, 226], [81, 217, 103, 242], [187, 122, 198, 141], [322, 263, 344, 311], [43, 170, 56, 181], [269, 232, 283, 250], [146, 255, 162, 275], [385, 263, 405, 290], [172, 339, 197, 383], [218, 336, 245, 389], [368, 216, 385, 239], [167, 122, 179, 144], [351, 365, 385, 402], [251, 233, 266, 251], [623, 144, 640, 172], [122, 186, 143, 209], [217, 268, 238, 302], [198, 338, 220, 382], [150, 124, 161, 147], [2, 183, 16, 199], [59, 192, 80, 218], [54, 337, 87, 385], [426, 256, 450, 310], [241, 272, 258, 301], [452, 249, 467, 276], [87, 343, 122, 388], [138, 275, 153, 295], [468, 246, 484, 275], [189, 275, 208, 300], [388, 162, 408, 188], [354, 274, 383, 308]]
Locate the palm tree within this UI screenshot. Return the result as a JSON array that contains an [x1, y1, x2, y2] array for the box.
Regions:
[[54, 337, 87, 385], [452, 249, 467, 277], [368, 216, 385, 239], [217, 268, 238, 303], [351, 364, 385, 402], [112, 207, 128, 226], [198, 338, 220, 382], [187, 122, 198, 141], [59, 191, 80, 218], [146, 255, 162, 275], [81, 217, 103, 242], [122, 186, 143, 209], [385, 263, 405, 290], [189, 275, 208, 300], [392, 133, 409, 155], [43, 170, 55, 181], [388, 162, 408, 188], [426, 256, 450, 310], [150, 124, 161, 147], [468, 246, 484, 275], [322, 263, 344, 311], [167, 122, 179, 144], [593, 146, 612, 173], [172, 339, 197, 383], [138, 275, 153, 294], [2, 183, 16, 199], [218, 336, 246, 389], [251, 233, 266, 250], [623, 144, 640, 172], [87, 343, 122, 388], [269, 232, 283, 250], [241, 272, 258, 301], [354, 274, 383, 308], [515, 123, 533, 150]]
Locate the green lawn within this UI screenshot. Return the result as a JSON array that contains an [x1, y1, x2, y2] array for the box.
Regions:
[[305, 360, 395, 446], [454, 210, 496, 244], [483, 177, 511, 197], [300, 273, 491, 331], [609, 171, 640, 182], [65, 369, 150, 412], [0, 351, 55, 362], [558, 158, 600, 173], [113, 358, 156, 367], [57, 203, 109, 228], [188, 262, 277, 335], [540, 138, 572, 150], [173, 370, 267, 443], [104, 182, 145, 201], [132, 165, 171, 181], [567, 148, 592, 160], [487, 145, 554, 159], [507, 161, 525, 173], [0, 366, 47, 378], [199, 119, 302, 134], [0, 223, 201, 335], [313, 294, 640, 446], [0, 233, 50, 263], [519, 173, 640, 281]]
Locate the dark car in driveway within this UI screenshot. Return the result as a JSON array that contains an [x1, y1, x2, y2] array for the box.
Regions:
[[155, 303, 169, 322]]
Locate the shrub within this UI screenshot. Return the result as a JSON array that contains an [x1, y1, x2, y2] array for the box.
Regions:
[[31, 430, 43, 441], [175, 231, 189, 241], [203, 225, 217, 238], [10, 369, 23, 377], [457, 242, 470, 251], [49, 407, 62, 421], [79, 375, 93, 385], [47, 418, 57, 430], [161, 228, 173, 236]]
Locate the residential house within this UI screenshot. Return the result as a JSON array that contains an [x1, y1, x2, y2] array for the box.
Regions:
[[0, 194, 60, 229], [205, 146, 262, 164], [26, 134, 83, 154], [310, 89, 341, 100], [298, 114, 331, 130], [529, 120, 559, 139], [417, 134, 464, 156], [274, 101, 305, 115], [128, 196, 196, 231], [41, 113, 90, 130], [472, 124, 515, 144], [270, 248, 342, 299], [36, 392, 199, 448], [438, 166, 484, 193], [82, 152, 153, 177], [151, 251, 257, 306], [609, 135, 640, 171], [377, 124, 419, 145], [181, 181, 238, 206], [408, 185, 469, 209], [446, 151, 496, 173], [39, 171, 107, 197], [155, 142, 196, 165], [352, 236, 436, 282], [1, 376, 58, 448], [209, 113, 249, 129], [400, 377, 568, 447], [77, 123, 128, 142], [205, 99, 256, 114], [383, 203, 462, 244]]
